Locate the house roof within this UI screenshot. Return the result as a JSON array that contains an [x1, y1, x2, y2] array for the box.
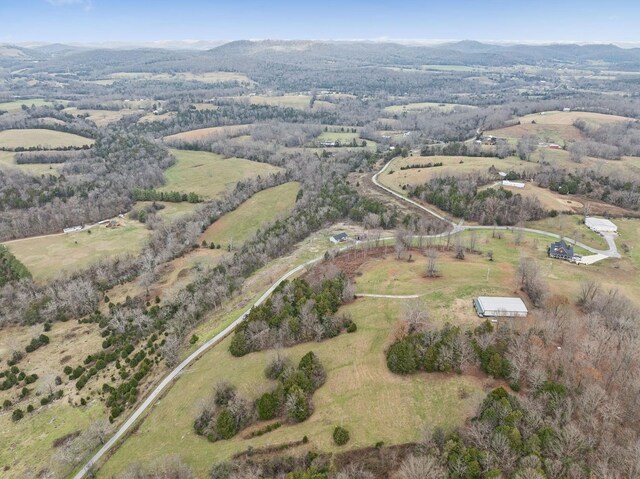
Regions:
[[550, 239, 574, 256], [332, 232, 348, 241]]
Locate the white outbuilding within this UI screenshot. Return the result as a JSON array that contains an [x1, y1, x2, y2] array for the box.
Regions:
[[502, 180, 525, 188], [473, 296, 528, 318], [585, 217, 617, 234]]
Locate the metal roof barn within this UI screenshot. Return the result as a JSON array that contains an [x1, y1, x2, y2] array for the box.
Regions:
[[474, 296, 528, 318], [585, 217, 617, 234]]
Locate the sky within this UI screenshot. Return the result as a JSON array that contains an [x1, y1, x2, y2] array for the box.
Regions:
[[1, 0, 640, 45]]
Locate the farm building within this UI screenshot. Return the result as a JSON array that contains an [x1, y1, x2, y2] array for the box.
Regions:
[[548, 239, 580, 262], [330, 232, 348, 244], [473, 296, 528, 318], [502, 180, 525, 188], [585, 217, 617, 234], [63, 225, 83, 234]]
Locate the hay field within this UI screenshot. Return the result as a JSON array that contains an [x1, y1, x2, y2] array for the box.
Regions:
[[159, 149, 281, 199], [201, 182, 300, 247], [0, 151, 60, 176], [6, 220, 149, 281], [163, 124, 250, 143], [0, 129, 94, 149]]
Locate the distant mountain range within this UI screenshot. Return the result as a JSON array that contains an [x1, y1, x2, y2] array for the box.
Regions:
[[2, 40, 640, 73]]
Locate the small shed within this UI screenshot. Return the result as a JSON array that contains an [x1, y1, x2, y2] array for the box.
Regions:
[[330, 232, 348, 244], [585, 217, 617, 234], [474, 296, 528, 318]]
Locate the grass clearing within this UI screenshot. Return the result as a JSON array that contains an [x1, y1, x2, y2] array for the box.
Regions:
[[0, 150, 60, 176], [98, 294, 485, 478], [160, 149, 282, 199], [384, 101, 475, 114], [163, 125, 250, 142], [6, 219, 149, 281], [64, 108, 141, 126], [378, 155, 524, 192], [0, 99, 67, 111], [0, 129, 94, 149], [201, 182, 300, 246], [136, 201, 199, 222], [526, 215, 608, 249], [109, 71, 253, 84]]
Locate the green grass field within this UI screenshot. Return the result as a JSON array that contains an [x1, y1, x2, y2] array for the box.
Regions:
[[201, 182, 300, 246], [0, 129, 94, 149], [6, 220, 149, 281], [384, 101, 475, 114], [0, 99, 67, 111], [98, 293, 485, 478], [136, 201, 199, 222], [160, 149, 282, 199], [378, 155, 525, 192], [0, 151, 60, 176]]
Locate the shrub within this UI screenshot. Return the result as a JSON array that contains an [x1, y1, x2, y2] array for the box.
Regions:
[[214, 382, 236, 407], [27, 404, 34, 413], [12, 409, 24, 421], [346, 322, 357, 333], [386, 340, 417, 374], [3, 399, 11, 408], [256, 391, 281, 420], [333, 426, 350, 446], [298, 351, 326, 390], [215, 409, 238, 440]]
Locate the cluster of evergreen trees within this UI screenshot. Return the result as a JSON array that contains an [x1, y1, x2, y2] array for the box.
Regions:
[[0, 245, 31, 287], [194, 352, 325, 442]]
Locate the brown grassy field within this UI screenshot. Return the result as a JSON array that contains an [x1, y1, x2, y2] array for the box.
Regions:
[[0, 150, 60, 176], [0, 129, 94, 149], [6, 219, 149, 281], [163, 124, 251, 142], [159, 149, 282, 199], [64, 108, 141, 126], [378, 155, 526, 192]]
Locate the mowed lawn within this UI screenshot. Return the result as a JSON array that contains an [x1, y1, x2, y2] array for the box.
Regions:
[[379, 155, 524, 192], [6, 220, 149, 281], [160, 149, 282, 199], [0, 129, 94, 149], [201, 182, 300, 246], [98, 295, 485, 478]]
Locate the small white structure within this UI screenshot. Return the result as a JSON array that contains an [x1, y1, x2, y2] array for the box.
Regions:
[[330, 232, 348, 244], [498, 171, 507, 178], [563, 107, 571, 112], [474, 296, 528, 318], [502, 180, 525, 188], [63, 225, 84, 234], [585, 217, 617, 234]]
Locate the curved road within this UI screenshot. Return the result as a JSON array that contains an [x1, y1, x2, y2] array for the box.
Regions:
[[372, 159, 619, 258], [74, 159, 620, 478]]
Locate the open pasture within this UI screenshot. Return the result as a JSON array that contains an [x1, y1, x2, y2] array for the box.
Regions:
[[160, 149, 282, 199], [6, 219, 149, 281], [0, 129, 94, 150], [201, 182, 300, 247]]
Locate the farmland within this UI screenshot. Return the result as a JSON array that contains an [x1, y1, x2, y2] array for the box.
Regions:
[[0, 98, 66, 111], [377, 155, 525, 193], [5, 220, 149, 281], [159, 149, 282, 199], [0, 129, 94, 149], [384, 101, 475, 114], [163, 124, 250, 143], [64, 108, 140, 126], [0, 150, 60, 176], [201, 182, 300, 247]]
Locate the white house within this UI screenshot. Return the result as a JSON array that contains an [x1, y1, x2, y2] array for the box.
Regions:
[[473, 297, 528, 318], [585, 217, 617, 234], [502, 180, 525, 188]]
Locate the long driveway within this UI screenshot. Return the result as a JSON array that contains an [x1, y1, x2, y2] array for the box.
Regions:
[[372, 160, 620, 258]]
